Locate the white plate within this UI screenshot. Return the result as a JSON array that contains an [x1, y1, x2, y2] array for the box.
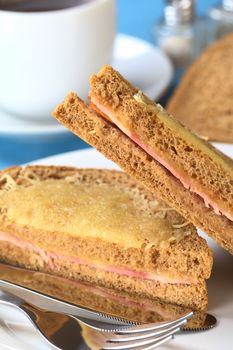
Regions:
[[0, 34, 173, 136], [1, 143, 232, 350]]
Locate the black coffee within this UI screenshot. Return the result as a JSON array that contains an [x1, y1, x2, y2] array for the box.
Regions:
[[0, 0, 95, 12]]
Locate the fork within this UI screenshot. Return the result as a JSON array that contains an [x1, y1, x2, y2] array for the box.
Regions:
[[0, 287, 193, 349], [90, 312, 193, 350], [0, 279, 134, 332], [0, 279, 193, 350]]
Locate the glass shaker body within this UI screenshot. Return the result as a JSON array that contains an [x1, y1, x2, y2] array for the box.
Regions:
[[154, 18, 207, 70], [208, 5, 233, 42]]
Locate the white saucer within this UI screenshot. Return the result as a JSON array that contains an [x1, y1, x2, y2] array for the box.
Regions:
[[113, 34, 173, 101], [0, 34, 173, 136]]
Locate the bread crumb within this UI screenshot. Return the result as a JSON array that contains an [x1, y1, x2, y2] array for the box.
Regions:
[[133, 91, 147, 104], [172, 222, 190, 229], [198, 135, 209, 141], [0, 174, 18, 191]]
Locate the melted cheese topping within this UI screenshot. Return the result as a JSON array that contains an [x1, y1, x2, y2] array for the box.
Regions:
[[0, 179, 188, 249]]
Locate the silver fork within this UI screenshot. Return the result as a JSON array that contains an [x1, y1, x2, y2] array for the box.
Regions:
[[0, 278, 193, 349], [0, 289, 193, 350], [93, 312, 193, 350], [0, 279, 134, 332], [0, 289, 136, 350]]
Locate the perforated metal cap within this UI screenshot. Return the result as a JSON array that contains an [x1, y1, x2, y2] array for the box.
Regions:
[[164, 0, 196, 25], [223, 0, 233, 11]]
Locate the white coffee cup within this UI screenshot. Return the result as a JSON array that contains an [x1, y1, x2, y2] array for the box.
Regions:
[[0, 0, 116, 120]]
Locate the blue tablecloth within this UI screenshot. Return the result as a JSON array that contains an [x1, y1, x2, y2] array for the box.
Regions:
[[0, 0, 218, 169]]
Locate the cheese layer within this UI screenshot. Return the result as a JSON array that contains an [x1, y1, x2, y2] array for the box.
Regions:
[[0, 179, 189, 249]]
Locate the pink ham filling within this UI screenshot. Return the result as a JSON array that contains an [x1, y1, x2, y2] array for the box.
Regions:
[[58, 277, 174, 319], [0, 231, 192, 285], [90, 97, 231, 221]]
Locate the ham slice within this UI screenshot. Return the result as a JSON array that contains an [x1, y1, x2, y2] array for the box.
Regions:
[[89, 95, 232, 221], [0, 231, 192, 285]]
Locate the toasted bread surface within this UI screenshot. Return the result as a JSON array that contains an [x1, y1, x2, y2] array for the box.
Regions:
[[167, 33, 233, 142]]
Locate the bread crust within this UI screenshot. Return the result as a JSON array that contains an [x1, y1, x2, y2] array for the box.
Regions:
[[167, 33, 233, 142]]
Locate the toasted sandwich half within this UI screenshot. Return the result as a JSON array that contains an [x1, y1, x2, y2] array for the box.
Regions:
[[53, 65, 233, 255], [0, 263, 207, 329], [0, 166, 212, 311]]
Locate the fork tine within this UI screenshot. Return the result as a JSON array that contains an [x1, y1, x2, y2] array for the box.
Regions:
[[115, 311, 193, 335], [100, 334, 174, 350], [107, 319, 187, 343], [133, 334, 174, 350], [100, 326, 181, 349]]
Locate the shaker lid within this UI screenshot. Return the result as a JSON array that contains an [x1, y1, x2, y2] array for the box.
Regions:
[[164, 0, 196, 25], [223, 0, 233, 11]]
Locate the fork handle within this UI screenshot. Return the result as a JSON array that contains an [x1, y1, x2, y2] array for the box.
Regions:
[[0, 289, 59, 331], [0, 289, 132, 333]]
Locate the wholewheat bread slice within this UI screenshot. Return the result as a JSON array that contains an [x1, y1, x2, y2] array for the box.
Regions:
[[167, 33, 233, 142], [88, 66, 233, 222], [0, 264, 207, 329], [0, 166, 212, 311], [53, 82, 233, 256]]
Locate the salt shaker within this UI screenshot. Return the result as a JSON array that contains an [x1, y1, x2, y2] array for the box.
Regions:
[[208, 0, 233, 42], [154, 0, 207, 71]]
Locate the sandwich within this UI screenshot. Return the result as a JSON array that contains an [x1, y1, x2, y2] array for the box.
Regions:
[[0, 166, 212, 311], [167, 33, 233, 143], [0, 263, 207, 329], [53, 65, 233, 255]]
